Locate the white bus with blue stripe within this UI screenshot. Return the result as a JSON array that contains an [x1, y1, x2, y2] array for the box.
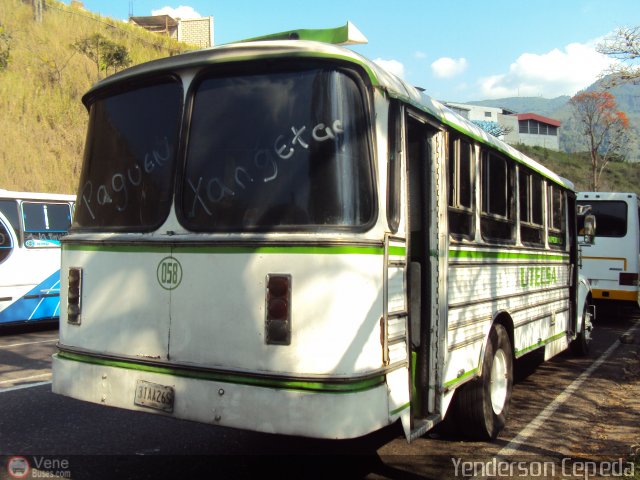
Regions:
[[53, 23, 594, 441], [0, 190, 75, 325]]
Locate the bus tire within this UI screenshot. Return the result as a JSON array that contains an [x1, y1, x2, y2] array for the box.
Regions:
[[456, 324, 513, 440], [570, 306, 591, 356]]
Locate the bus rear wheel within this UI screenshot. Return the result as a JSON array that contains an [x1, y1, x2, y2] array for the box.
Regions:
[[455, 324, 513, 440]]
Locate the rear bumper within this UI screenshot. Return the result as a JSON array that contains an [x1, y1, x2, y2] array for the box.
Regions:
[[592, 288, 638, 302], [52, 353, 391, 439]]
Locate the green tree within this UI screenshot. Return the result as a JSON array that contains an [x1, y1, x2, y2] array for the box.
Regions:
[[472, 120, 513, 139], [102, 42, 131, 75], [72, 33, 131, 80]]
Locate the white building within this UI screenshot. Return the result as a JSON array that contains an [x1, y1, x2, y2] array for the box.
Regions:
[[445, 102, 560, 151], [130, 15, 214, 49]]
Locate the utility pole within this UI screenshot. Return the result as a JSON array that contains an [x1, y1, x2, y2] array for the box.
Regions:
[[33, 0, 44, 22]]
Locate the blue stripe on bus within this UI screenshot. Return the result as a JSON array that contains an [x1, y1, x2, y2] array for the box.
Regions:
[[0, 270, 61, 324]]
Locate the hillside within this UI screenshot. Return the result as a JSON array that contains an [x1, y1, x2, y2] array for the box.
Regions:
[[468, 80, 640, 163], [0, 0, 187, 194], [517, 145, 640, 196], [0, 0, 638, 198], [468, 96, 571, 117]]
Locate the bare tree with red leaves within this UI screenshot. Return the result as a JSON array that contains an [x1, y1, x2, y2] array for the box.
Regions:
[[569, 90, 630, 191]]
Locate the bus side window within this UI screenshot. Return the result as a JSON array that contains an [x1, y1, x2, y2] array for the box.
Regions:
[[519, 170, 544, 246], [0, 199, 20, 241], [0, 217, 13, 264], [548, 185, 567, 249], [480, 150, 515, 243], [22, 202, 71, 246], [387, 101, 401, 232], [448, 136, 474, 240]]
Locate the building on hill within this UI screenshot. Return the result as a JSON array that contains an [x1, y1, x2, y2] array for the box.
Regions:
[[129, 15, 214, 48], [445, 102, 561, 151]]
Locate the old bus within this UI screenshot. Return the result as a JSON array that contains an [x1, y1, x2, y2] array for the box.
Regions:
[[0, 190, 75, 325], [577, 192, 640, 308], [53, 23, 593, 441]]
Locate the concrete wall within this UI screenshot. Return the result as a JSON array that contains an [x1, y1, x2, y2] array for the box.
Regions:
[[176, 17, 214, 48]]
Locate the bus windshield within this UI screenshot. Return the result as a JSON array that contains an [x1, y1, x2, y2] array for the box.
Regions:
[[181, 66, 374, 232]]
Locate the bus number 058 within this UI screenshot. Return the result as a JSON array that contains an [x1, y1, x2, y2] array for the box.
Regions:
[[157, 258, 182, 290]]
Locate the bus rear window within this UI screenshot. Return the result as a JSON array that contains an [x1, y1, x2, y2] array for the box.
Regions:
[[180, 66, 374, 231], [73, 79, 183, 231], [577, 200, 627, 237]]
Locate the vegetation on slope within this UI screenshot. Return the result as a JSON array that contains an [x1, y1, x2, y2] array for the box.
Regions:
[[0, 0, 186, 194], [518, 145, 640, 196]]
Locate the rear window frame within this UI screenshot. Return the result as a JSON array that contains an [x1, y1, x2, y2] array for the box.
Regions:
[[175, 59, 378, 234]]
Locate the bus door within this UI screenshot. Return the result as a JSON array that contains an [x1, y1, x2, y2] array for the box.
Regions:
[[405, 113, 441, 425]]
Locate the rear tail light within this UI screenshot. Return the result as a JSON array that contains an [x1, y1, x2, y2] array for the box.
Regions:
[[619, 272, 638, 286], [67, 267, 82, 325], [265, 274, 291, 345]]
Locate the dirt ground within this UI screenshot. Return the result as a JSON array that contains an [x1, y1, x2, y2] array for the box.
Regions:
[[567, 325, 640, 475]]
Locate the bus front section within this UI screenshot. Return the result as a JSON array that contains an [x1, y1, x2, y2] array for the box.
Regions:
[[53, 50, 399, 439]]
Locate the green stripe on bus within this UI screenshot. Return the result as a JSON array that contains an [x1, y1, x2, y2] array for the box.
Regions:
[[449, 250, 567, 262], [56, 351, 385, 394], [443, 368, 478, 388], [63, 243, 407, 256], [390, 402, 410, 416], [443, 331, 569, 386], [515, 331, 567, 356]]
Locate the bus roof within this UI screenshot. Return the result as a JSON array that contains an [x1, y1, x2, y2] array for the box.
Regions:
[[0, 189, 76, 202], [578, 192, 638, 200], [83, 38, 574, 191]]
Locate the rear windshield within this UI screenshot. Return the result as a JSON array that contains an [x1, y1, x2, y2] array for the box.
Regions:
[[73, 79, 183, 231], [577, 200, 627, 237], [179, 66, 374, 231]]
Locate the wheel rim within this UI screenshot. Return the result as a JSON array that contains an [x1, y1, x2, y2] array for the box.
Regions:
[[490, 348, 508, 415]]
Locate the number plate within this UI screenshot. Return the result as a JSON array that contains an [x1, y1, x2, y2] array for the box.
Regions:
[[134, 380, 174, 413]]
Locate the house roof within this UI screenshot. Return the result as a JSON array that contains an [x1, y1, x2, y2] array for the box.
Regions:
[[129, 15, 178, 31], [516, 113, 561, 127]]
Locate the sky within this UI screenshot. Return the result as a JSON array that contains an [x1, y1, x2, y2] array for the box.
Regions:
[[67, 0, 640, 102]]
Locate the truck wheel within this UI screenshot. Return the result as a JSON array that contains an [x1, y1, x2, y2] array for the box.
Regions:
[[455, 324, 513, 440], [570, 305, 592, 356]]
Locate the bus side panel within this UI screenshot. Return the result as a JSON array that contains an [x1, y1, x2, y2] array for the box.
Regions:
[[0, 246, 62, 324], [0, 271, 61, 323], [445, 250, 571, 388]]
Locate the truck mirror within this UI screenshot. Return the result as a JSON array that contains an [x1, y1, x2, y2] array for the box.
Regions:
[[582, 214, 596, 244]]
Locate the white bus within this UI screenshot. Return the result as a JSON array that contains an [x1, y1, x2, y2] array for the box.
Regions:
[[53, 23, 594, 441], [0, 190, 75, 325], [577, 192, 640, 308]]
